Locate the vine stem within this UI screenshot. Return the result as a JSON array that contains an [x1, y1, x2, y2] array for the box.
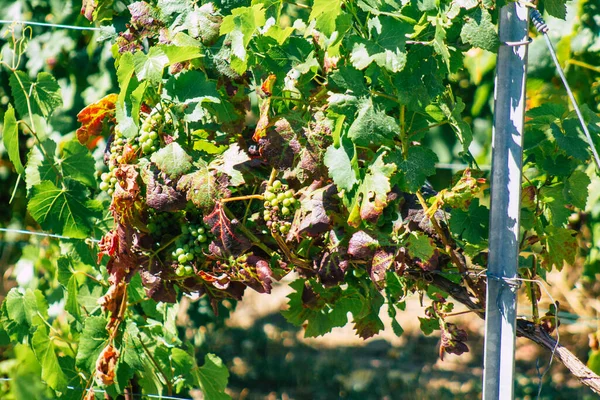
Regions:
[[221, 194, 264, 203], [137, 334, 174, 396], [222, 205, 273, 256], [415, 190, 485, 301]]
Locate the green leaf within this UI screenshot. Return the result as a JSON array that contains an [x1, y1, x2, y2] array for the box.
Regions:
[[133, 47, 169, 84], [2, 105, 24, 174], [460, 8, 499, 52], [433, 21, 451, 71], [542, 226, 577, 270], [347, 151, 397, 227], [407, 232, 436, 260], [164, 70, 220, 105], [76, 316, 109, 371], [349, 16, 411, 72], [450, 199, 489, 244], [555, 120, 590, 161], [9, 71, 62, 118], [352, 288, 385, 339], [588, 350, 600, 375], [150, 142, 193, 180], [439, 92, 473, 154], [60, 140, 96, 188], [526, 103, 567, 125], [282, 279, 363, 337], [196, 354, 231, 400], [347, 98, 399, 147], [324, 140, 359, 192], [419, 317, 440, 335], [28, 179, 97, 239], [32, 327, 67, 392], [65, 275, 81, 320], [211, 144, 250, 186], [387, 146, 438, 193], [116, 52, 138, 138], [219, 4, 266, 71], [564, 170, 590, 209], [542, 0, 566, 19], [540, 184, 571, 226], [309, 0, 343, 37]]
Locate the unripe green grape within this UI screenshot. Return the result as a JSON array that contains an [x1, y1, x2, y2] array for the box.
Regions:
[[272, 180, 282, 190], [99, 182, 110, 191], [281, 206, 290, 216]]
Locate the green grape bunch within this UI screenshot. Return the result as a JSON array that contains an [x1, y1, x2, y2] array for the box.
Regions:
[[263, 180, 299, 236]]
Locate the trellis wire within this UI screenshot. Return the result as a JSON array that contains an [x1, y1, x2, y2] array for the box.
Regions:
[[0, 227, 100, 243], [0, 378, 193, 400], [0, 20, 101, 31]]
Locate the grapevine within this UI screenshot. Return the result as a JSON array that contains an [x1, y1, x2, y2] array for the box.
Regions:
[[2, 0, 600, 398]]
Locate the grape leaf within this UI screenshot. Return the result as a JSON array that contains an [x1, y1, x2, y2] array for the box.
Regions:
[[349, 16, 411, 73], [76, 93, 118, 145], [32, 327, 67, 392], [219, 4, 266, 72], [177, 163, 219, 209], [540, 184, 571, 226], [282, 279, 363, 337], [28, 179, 97, 239], [347, 98, 399, 147], [3, 105, 24, 174], [65, 275, 81, 320], [564, 170, 591, 210], [196, 354, 231, 400], [347, 151, 397, 227], [150, 142, 193, 180], [407, 232, 436, 261], [324, 140, 359, 192], [352, 288, 384, 339], [460, 8, 499, 52], [133, 47, 169, 84], [164, 70, 220, 105], [60, 140, 97, 188], [204, 203, 251, 256], [556, 120, 590, 161], [541, 226, 577, 270], [438, 92, 473, 153], [433, 21, 451, 71], [387, 146, 438, 193], [76, 316, 109, 372], [450, 199, 489, 244], [541, 0, 567, 19], [309, 0, 343, 37], [9, 71, 62, 118], [212, 144, 250, 186]]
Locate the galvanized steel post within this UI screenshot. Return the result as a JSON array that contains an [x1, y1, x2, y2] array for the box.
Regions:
[[483, 3, 529, 399]]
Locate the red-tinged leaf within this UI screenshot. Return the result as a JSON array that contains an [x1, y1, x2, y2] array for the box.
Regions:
[[440, 323, 469, 360], [98, 281, 127, 331], [111, 164, 140, 222], [370, 248, 394, 289], [259, 74, 276, 97], [139, 267, 177, 303], [348, 230, 379, 259], [76, 93, 118, 146], [253, 98, 271, 142], [316, 251, 348, 287], [291, 184, 337, 239], [95, 344, 119, 385], [239, 255, 273, 293], [204, 203, 251, 256], [177, 164, 219, 210]]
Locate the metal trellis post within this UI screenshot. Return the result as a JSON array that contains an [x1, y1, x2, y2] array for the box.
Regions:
[[483, 2, 529, 399]]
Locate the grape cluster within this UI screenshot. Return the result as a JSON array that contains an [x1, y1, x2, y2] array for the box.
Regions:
[[100, 133, 128, 195], [171, 222, 212, 276], [147, 210, 182, 238], [99, 171, 117, 196], [263, 180, 298, 235], [138, 111, 171, 156]]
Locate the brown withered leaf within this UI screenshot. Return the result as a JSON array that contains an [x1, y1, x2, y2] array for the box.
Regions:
[[289, 183, 337, 240], [81, 0, 97, 22], [239, 255, 273, 293], [76, 93, 117, 145], [204, 203, 251, 256], [98, 281, 127, 331], [370, 248, 394, 289], [139, 268, 177, 303], [253, 98, 272, 142], [440, 323, 469, 360], [95, 344, 119, 385]]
